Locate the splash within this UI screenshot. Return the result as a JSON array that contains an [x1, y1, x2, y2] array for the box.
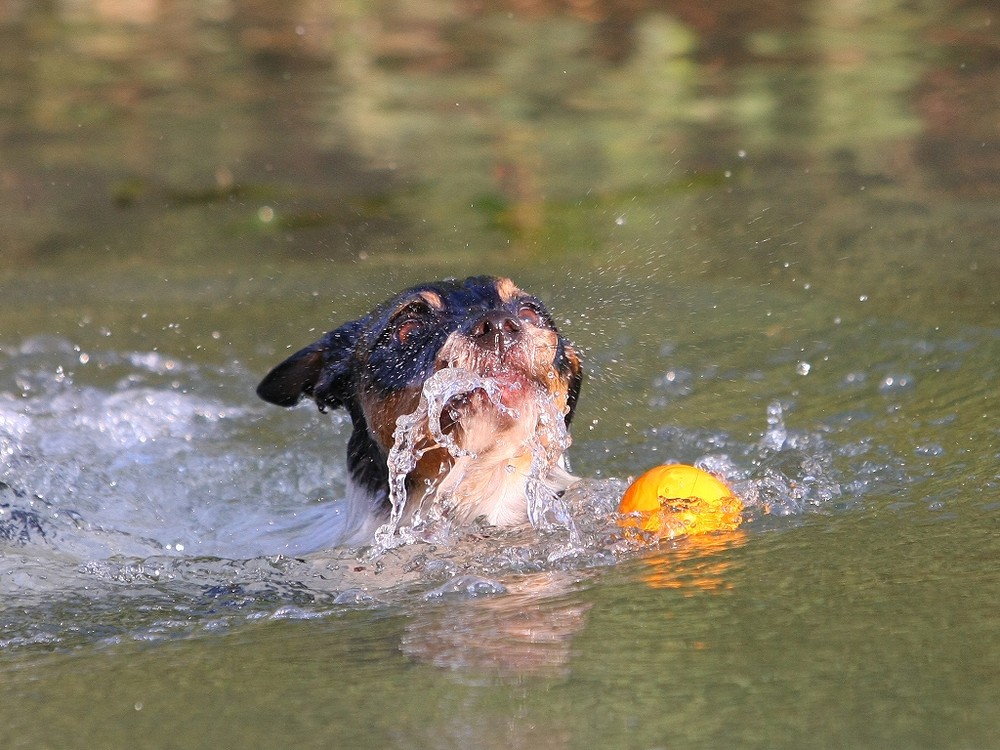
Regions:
[[376, 368, 508, 546], [372, 367, 577, 551], [0, 332, 928, 655], [761, 399, 787, 452]]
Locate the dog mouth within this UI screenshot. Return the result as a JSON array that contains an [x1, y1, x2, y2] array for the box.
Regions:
[[435, 348, 556, 428], [383, 367, 530, 490], [382, 361, 574, 542], [433, 368, 527, 437], [390, 310, 570, 466]]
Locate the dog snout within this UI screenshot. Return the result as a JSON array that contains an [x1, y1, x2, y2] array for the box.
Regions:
[[469, 309, 522, 352]]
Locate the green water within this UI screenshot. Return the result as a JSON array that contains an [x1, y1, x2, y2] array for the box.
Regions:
[[1, 2, 998, 748]]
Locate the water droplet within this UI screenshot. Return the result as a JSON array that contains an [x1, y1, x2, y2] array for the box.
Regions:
[[879, 374, 913, 393], [761, 401, 787, 451]]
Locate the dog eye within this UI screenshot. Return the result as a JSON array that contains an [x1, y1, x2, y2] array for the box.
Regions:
[[397, 319, 422, 344], [391, 301, 433, 344], [517, 303, 544, 326]]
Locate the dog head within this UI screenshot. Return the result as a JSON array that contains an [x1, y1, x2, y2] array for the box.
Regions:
[[257, 275, 582, 536]]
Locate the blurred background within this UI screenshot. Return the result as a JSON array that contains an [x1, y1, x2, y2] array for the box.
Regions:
[[2, 0, 997, 307]]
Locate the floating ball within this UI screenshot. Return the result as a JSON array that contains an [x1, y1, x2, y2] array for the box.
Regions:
[[618, 464, 744, 539]]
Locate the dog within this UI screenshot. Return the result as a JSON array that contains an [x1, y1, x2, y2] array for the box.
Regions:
[[257, 275, 583, 545]]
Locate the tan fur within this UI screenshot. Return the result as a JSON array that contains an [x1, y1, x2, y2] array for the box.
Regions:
[[414, 290, 445, 310], [361, 387, 423, 453], [495, 277, 523, 304], [393, 310, 576, 528]]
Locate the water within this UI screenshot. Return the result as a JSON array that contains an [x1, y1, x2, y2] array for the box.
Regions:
[[2, 2, 1000, 748], [375, 365, 577, 548], [0, 319, 967, 634]]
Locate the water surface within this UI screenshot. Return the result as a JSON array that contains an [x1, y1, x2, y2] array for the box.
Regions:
[[1, 2, 999, 748]]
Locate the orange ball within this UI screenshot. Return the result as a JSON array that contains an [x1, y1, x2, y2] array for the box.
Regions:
[[618, 464, 744, 539]]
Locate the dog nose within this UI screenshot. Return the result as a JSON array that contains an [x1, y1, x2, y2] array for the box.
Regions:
[[470, 310, 522, 351]]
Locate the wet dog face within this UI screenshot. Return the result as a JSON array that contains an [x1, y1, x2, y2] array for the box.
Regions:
[[257, 276, 582, 542]]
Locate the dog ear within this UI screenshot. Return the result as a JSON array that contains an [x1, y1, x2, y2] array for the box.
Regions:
[[256, 319, 363, 411], [562, 341, 583, 426]]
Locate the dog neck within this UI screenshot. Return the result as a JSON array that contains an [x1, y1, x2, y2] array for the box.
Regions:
[[406, 434, 577, 528]]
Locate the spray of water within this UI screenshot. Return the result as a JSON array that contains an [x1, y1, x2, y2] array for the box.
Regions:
[[372, 366, 578, 552]]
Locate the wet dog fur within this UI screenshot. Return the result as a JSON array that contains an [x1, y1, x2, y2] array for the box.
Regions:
[[257, 275, 582, 545]]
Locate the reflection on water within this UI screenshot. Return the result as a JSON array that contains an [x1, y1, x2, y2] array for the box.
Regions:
[[2, 0, 999, 323], [400, 572, 593, 678], [639, 532, 747, 594], [1, 1, 1000, 748]]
